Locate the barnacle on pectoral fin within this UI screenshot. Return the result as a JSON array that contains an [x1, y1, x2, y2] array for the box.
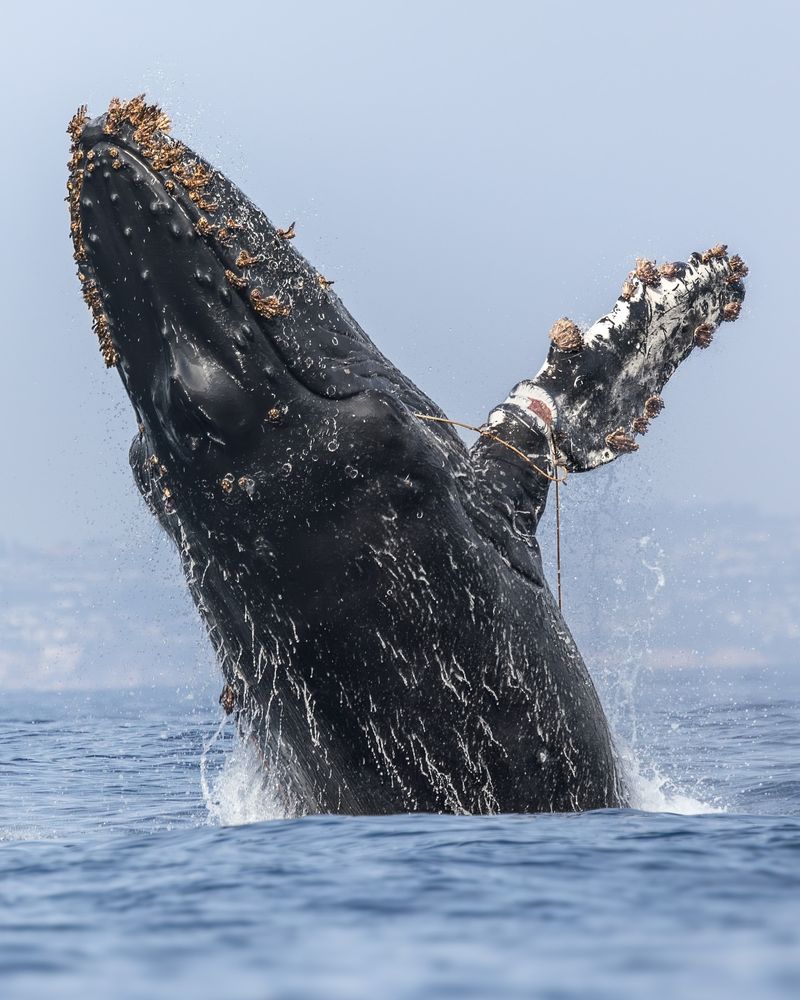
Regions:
[[694, 323, 714, 349], [701, 243, 727, 263], [605, 428, 638, 454], [727, 255, 749, 283], [722, 301, 742, 321], [635, 258, 661, 287], [644, 395, 665, 419], [549, 318, 583, 352], [486, 245, 747, 474]]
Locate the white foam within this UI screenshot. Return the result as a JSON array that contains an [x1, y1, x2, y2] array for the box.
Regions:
[[618, 742, 725, 816], [200, 719, 288, 826], [0, 826, 57, 842]]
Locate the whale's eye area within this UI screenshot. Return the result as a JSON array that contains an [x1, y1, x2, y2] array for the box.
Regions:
[[163, 375, 214, 455]]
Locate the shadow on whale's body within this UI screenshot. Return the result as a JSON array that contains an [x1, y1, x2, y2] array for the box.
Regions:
[[67, 98, 747, 815]]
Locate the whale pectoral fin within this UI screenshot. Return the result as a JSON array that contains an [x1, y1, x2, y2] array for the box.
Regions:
[[475, 248, 747, 477]]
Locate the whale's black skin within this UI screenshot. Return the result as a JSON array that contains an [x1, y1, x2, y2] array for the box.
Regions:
[[68, 99, 746, 814]]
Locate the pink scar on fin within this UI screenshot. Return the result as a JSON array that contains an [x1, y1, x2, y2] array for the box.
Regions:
[[527, 398, 553, 426]]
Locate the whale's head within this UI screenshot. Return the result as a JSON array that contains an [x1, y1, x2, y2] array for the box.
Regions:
[[67, 98, 479, 589]]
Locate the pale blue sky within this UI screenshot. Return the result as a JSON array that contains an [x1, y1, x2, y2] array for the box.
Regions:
[[1, 0, 796, 546]]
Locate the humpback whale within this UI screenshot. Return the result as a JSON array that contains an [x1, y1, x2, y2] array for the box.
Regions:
[[67, 98, 747, 814]]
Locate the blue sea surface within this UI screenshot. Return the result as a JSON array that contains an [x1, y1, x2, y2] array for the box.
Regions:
[[1, 666, 799, 999]]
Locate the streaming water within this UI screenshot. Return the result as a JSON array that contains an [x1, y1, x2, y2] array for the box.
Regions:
[[1, 666, 798, 999]]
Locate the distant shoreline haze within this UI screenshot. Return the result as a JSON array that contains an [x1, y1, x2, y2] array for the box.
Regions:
[[1, 503, 796, 692]]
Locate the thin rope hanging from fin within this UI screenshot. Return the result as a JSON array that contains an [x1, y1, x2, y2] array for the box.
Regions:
[[413, 412, 566, 612]]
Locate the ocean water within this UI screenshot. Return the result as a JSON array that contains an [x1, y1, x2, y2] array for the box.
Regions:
[[1, 666, 799, 999]]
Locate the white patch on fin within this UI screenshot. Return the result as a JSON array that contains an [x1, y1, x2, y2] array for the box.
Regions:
[[500, 384, 557, 436]]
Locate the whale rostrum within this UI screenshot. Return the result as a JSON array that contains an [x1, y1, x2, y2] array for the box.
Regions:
[[68, 97, 747, 815]]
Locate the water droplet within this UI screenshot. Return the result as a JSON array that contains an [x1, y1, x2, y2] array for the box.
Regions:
[[345, 465, 358, 479], [416, 511, 423, 519], [331, 336, 339, 346], [280, 462, 292, 478], [326, 440, 339, 452]]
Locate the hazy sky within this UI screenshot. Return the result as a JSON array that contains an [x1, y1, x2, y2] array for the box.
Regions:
[[1, 0, 797, 547]]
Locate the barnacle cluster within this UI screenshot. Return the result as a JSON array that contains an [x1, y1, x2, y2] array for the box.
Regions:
[[634, 258, 661, 287], [68, 96, 305, 369], [659, 262, 678, 280], [236, 250, 265, 268], [605, 428, 638, 454], [250, 288, 291, 319], [644, 395, 665, 419], [727, 254, 749, 285], [619, 246, 748, 309], [67, 96, 224, 367], [631, 396, 666, 437], [701, 243, 727, 263], [224, 269, 248, 290], [219, 685, 237, 715], [694, 322, 714, 349], [548, 317, 583, 352], [722, 301, 741, 321], [67, 106, 119, 366]]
